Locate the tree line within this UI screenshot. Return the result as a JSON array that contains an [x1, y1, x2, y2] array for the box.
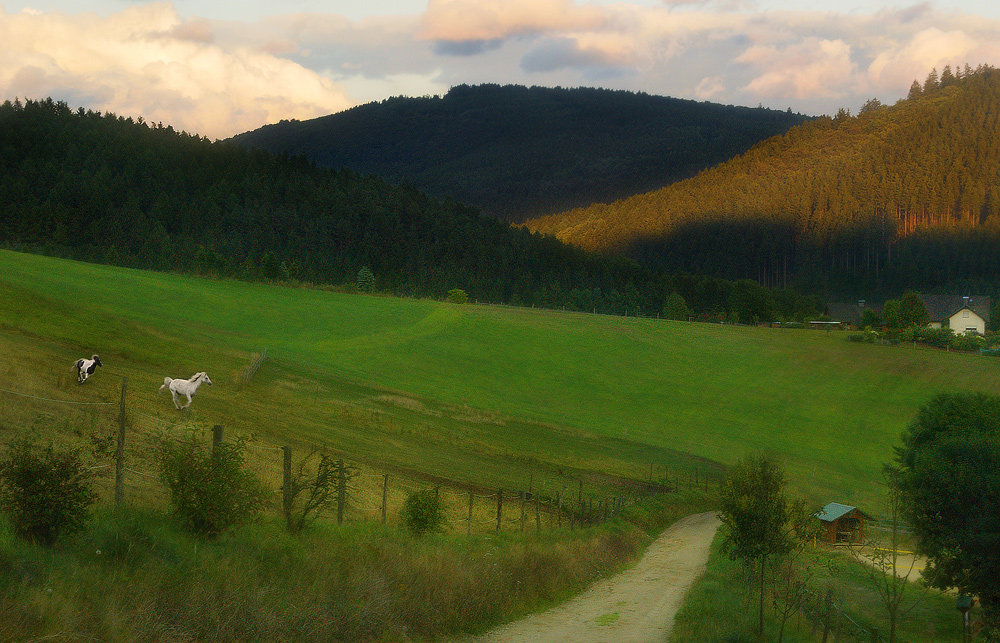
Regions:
[[0, 97, 822, 323]]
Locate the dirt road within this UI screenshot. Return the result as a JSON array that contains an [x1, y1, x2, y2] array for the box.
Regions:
[[465, 511, 720, 643]]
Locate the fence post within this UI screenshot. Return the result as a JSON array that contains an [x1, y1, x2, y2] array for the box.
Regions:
[[535, 491, 540, 531], [114, 377, 127, 506], [520, 490, 526, 532], [382, 474, 388, 525], [212, 425, 224, 449], [577, 480, 583, 528], [556, 489, 562, 528], [496, 488, 503, 532], [467, 491, 474, 536], [336, 459, 346, 525], [282, 446, 292, 530]]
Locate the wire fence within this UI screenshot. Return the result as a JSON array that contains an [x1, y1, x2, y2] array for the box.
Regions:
[[0, 367, 684, 536]]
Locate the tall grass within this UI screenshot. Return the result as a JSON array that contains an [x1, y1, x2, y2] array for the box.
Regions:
[[0, 488, 714, 641]]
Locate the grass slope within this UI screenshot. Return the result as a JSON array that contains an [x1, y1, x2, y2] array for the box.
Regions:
[[2, 250, 997, 511]]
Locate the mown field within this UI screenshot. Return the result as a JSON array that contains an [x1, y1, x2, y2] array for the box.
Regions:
[[2, 249, 996, 510]]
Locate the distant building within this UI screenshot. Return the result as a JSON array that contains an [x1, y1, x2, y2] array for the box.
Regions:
[[825, 301, 869, 328], [815, 502, 869, 544], [920, 295, 991, 335]]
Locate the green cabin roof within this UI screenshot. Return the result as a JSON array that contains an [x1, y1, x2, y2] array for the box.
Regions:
[[816, 502, 864, 522]]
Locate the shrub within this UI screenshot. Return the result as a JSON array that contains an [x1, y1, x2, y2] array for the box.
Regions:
[[159, 436, 267, 537], [0, 440, 96, 545], [950, 332, 985, 352], [401, 489, 445, 536], [356, 266, 376, 293], [447, 288, 468, 304]]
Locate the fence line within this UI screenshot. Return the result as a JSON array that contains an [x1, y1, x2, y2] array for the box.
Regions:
[[4, 374, 678, 537]]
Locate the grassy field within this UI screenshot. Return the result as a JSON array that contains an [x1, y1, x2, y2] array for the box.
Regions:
[[2, 249, 996, 510]]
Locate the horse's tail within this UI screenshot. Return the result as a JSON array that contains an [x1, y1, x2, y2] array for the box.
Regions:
[[72, 359, 83, 372], [159, 377, 172, 392]]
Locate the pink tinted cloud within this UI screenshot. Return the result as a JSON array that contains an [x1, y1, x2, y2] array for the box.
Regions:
[[419, 0, 606, 43]]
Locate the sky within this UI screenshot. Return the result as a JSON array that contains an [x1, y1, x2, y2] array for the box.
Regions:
[[3, 0, 1000, 138]]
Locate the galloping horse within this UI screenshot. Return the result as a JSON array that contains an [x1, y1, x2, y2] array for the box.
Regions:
[[74, 354, 102, 384], [159, 372, 212, 409]]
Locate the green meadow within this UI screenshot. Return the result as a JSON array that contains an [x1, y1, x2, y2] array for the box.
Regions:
[[2, 248, 996, 509]]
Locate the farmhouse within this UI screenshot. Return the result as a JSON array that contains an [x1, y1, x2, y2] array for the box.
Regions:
[[815, 502, 869, 544], [920, 295, 991, 335]]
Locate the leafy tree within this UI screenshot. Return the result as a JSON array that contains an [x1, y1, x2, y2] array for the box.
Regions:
[[882, 299, 901, 329], [447, 288, 468, 304], [729, 279, 774, 324], [0, 440, 96, 545], [898, 290, 929, 327], [662, 292, 692, 321], [893, 393, 1000, 638], [860, 307, 882, 328], [719, 454, 810, 638], [159, 435, 267, 537], [356, 266, 376, 293]]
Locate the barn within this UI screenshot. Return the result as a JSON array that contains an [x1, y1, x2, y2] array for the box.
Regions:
[[815, 502, 869, 544]]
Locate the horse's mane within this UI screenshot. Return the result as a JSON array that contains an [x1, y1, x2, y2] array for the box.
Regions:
[[189, 372, 205, 381]]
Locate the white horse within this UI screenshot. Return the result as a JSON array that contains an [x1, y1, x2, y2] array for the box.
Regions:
[[159, 372, 212, 409], [73, 354, 102, 384]]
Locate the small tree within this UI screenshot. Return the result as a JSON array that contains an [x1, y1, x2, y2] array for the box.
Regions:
[[401, 489, 445, 536], [356, 266, 376, 293], [898, 290, 929, 328], [894, 393, 1000, 638], [719, 453, 808, 638], [849, 479, 928, 643], [283, 451, 338, 534], [663, 292, 692, 321], [447, 288, 468, 304], [0, 441, 96, 545], [159, 435, 267, 537], [882, 299, 901, 329]]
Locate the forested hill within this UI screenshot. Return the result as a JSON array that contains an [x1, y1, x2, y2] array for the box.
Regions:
[[231, 84, 808, 222], [526, 65, 1000, 296], [0, 97, 639, 303]]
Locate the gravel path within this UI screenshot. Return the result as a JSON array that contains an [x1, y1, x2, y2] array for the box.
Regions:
[[463, 511, 720, 643]]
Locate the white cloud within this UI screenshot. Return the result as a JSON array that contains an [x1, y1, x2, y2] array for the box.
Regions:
[[0, 3, 353, 137], [419, 0, 606, 43]]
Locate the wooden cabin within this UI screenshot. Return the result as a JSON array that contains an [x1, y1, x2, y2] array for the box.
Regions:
[[816, 502, 869, 544]]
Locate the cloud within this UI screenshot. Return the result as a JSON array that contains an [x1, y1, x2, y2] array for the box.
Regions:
[[419, 0, 605, 43], [738, 38, 856, 100], [0, 4, 353, 138], [694, 75, 724, 99]]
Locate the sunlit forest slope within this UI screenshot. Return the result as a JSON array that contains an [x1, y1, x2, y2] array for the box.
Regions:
[[527, 65, 1000, 296]]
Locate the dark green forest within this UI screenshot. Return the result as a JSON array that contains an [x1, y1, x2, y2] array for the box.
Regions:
[[528, 65, 1000, 297], [232, 84, 807, 222], [0, 97, 819, 323]]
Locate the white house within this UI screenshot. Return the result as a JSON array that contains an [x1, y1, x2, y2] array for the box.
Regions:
[[921, 295, 991, 335]]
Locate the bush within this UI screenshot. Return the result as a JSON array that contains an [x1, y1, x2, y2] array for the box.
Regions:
[[159, 436, 267, 537], [356, 266, 376, 293], [0, 441, 96, 545], [950, 332, 985, 352], [447, 288, 468, 304], [401, 489, 445, 536]]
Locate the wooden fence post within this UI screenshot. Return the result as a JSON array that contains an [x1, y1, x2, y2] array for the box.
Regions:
[[212, 425, 224, 449], [336, 459, 346, 525], [577, 480, 583, 528], [535, 492, 540, 531], [382, 474, 388, 525], [114, 377, 127, 506], [467, 491, 474, 536], [496, 488, 503, 532], [282, 446, 292, 530], [556, 489, 563, 528]]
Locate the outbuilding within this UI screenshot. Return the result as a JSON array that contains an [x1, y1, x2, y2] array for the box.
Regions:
[[816, 502, 869, 544]]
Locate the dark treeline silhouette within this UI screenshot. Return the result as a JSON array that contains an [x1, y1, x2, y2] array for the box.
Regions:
[[0, 97, 820, 323], [232, 84, 808, 222], [528, 65, 1000, 298]]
